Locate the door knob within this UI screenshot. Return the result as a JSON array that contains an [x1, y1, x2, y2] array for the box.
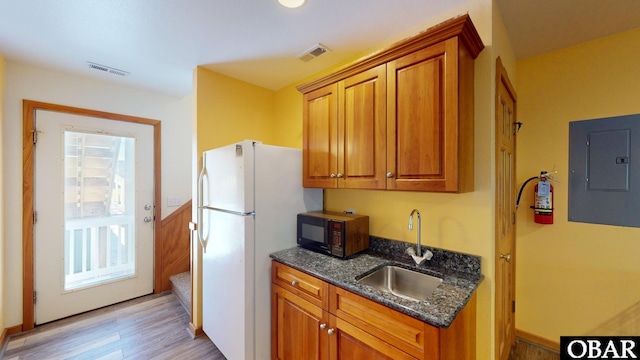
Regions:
[[144, 216, 152, 223], [386, 172, 393, 178], [500, 253, 511, 262], [144, 204, 152, 210]]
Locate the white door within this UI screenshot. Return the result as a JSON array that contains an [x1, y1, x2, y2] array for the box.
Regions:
[[34, 109, 154, 325]]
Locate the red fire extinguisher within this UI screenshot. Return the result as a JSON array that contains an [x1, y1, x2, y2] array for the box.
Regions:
[[533, 175, 553, 224], [516, 170, 557, 225]]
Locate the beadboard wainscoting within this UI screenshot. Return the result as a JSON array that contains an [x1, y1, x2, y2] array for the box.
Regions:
[[159, 200, 192, 293]]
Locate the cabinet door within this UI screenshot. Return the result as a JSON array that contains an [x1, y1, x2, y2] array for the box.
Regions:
[[329, 316, 418, 360], [337, 64, 387, 189], [303, 84, 339, 188], [386, 38, 460, 192], [272, 284, 330, 360]]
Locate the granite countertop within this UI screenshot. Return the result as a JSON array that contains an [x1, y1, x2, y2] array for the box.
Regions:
[[270, 237, 483, 328]]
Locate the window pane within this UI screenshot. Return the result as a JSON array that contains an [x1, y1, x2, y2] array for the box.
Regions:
[[63, 130, 136, 291]]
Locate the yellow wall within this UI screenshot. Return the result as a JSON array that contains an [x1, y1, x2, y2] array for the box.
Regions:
[[0, 52, 6, 336], [515, 27, 640, 341], [195, 67, 277, 155], [273, 86, 304, 148], [492, 0, 516, 79], [191, 66, 278, 330]]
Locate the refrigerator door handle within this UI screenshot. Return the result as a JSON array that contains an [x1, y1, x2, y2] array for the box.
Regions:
[[197, 163, 208, 252], [201, 206, 254, 217]]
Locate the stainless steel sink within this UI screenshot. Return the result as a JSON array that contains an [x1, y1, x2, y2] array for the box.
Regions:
[[357, 265, 442, 301]]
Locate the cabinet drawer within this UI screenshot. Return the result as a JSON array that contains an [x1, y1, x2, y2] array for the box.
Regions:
[[330, 286, 440, 359], [272, 261, 329, 309], [331, 316, 418, 360]]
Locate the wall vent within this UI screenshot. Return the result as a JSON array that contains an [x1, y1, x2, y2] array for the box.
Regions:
[[87, 62, 130, 77], [297, 43, 330, 62]]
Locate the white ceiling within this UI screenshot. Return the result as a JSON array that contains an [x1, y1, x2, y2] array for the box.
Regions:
[[1, 0, 640, 97], [496, 0, 640, 60]]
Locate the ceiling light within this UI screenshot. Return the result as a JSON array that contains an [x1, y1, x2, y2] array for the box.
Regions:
[[277, 0, 305, 8]]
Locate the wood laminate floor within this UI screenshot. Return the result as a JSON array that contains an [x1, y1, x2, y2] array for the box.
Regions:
[[1, 292, 225, 360], [2, 290, 565, 360], [509, 338, 560, 360]]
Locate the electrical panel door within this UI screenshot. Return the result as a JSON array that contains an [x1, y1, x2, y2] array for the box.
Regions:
[[569, 114, 640, 227]]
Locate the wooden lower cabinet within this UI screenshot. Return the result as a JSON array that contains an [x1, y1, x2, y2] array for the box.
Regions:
[[272, 284, 329, 360], [271, 284, 415, 360], [271, 261, 477, 360]]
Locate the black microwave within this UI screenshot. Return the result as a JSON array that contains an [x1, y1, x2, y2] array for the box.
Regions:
[[297, 211, 369, 258]]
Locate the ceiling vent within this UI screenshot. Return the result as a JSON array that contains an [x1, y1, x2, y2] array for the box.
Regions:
[[87, 62, 130, 77], [297, 43, 330, 62]]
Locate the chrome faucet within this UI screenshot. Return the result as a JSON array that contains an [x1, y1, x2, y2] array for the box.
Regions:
[[407, 209, 433, 265], [408, 209, 422, 256]]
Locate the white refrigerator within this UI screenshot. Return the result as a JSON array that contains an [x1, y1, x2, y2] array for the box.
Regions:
[[197, 140, 323, 360]]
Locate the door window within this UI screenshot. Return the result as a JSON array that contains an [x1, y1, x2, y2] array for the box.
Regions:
[[63, 131, 137, 290]]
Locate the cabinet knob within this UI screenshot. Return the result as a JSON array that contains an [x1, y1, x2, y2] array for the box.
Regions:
[[327, 328, 335, 335], [500, 253, 511, 262], [330, 173, 336, 178], [386, 172, 393, 178], [337, 173, 343, 178], [319, 323, 327, 330], [291, 280, 298, 287]]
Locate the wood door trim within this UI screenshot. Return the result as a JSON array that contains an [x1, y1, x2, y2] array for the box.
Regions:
[[22, 100, 162, 331]]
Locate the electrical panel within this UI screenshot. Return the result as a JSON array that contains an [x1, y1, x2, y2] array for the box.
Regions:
[[568, 114, 640, 227]]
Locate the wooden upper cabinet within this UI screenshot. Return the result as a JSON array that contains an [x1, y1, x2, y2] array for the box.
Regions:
[[303, 84, 339, 188], [338, 64, 387, 189], [298, 15, 483, 192], [386, 38, 472, 192], [303, 65, 386, 190]]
